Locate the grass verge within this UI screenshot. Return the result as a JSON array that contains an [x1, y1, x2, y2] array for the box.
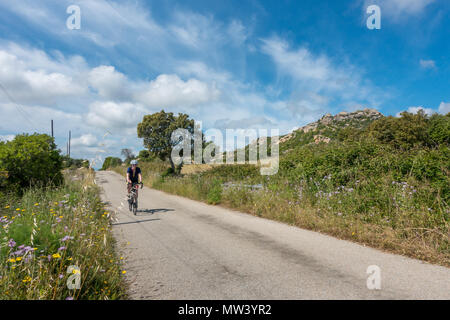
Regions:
[[0, 168, 127, 300], [111, 162, 449, 267]]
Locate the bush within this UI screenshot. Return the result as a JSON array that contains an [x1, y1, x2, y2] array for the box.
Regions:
[[0, 134, 63, 194], [62, 156, 90, 169], [207, 180, 222, 205], [101, 157, 123, 171]]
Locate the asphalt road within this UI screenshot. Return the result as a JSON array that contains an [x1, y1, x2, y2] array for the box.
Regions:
[[96, 171, 450, 299]]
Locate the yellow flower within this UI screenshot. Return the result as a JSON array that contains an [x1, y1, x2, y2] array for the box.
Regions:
[[16, 257, 22, 262], [352, 232, 356, 236], [34, 203, 39, 206], [8, 258, 16, 263], [22, 276, 32, 283], [59, 216, 63, 219], [16, 208, 20, 211], [21, 209, 25, 212], [72, 269, 80, 274], [52, 253, 61, 259], [54, 202, 58, 205], [67, 257, 72, 261], [122, 270, 126, 274], [4, 205, 10, 209]]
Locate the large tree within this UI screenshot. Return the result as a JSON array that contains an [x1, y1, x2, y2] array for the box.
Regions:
[[137, 110, 197, 172]]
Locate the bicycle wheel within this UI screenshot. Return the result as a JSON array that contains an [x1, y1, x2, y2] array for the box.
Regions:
[[133, 201, 137, 215]]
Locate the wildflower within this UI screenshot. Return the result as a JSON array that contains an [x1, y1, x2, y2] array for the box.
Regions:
[[8, 258, 16, 263], [16, 257, 22, 262], [8, 239, 16, 248], [59, 274, 64, 279], [34, 203, 39, 206], [122, 270, 126, 274], [65, 297, 74, 300], [72, 269, 80, 274], [67, 257, 72, 261], [61, 235, 74, 242], [4, 205, 10, 209], [58, 246, 66, 251], [52, 253, 61, 259], [16, 208, 20, 211], [22, 276, 32, 283]]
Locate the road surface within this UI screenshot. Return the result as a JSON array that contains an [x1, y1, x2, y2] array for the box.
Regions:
[[96, 171, 450, 299]]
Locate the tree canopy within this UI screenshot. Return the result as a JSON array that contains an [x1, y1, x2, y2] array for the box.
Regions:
[[137, 110, 196, 172]]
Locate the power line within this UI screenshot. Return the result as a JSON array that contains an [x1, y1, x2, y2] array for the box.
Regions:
[[0, 82, 40, 132]]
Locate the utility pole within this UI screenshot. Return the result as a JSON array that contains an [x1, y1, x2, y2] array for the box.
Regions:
[[51, 120, 54, 138], [68, 131, 71, 158]]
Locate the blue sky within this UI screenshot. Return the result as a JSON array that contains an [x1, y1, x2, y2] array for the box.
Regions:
[[0, 0, 448, 167]]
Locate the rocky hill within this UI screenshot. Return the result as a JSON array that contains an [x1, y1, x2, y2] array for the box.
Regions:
[[278, 108, 383, 145]]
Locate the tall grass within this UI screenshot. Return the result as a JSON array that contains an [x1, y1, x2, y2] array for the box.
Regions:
[[0, 169, 127, 300], [111, 162, 449, 267]]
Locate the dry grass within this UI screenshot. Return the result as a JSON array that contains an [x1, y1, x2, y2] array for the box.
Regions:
[[109, 164, 449, 267]]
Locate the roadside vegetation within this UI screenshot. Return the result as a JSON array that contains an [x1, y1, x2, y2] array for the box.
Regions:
[[111, 110, 449, 267], [0, 134, 127, 299]]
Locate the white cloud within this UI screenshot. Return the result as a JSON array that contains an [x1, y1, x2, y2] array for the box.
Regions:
[[0, 48, 86, 105], [135, 74, 221, 109], [71, 134, 98, 148], [363, 0, 436, 18], [0, 134, 15, 142], [396, 106, 435, 117], [260, 37, 383, 121], [438, 102, 450, 114], [88, 66, 130, 101], [85, 101, 146, 130], [420, 59, 436, 69]]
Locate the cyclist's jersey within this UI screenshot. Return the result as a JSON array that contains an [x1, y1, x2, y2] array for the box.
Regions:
[[127, 167, 141, 183]]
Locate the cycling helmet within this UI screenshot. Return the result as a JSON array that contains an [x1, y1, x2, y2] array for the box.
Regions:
[[130, 160, 138, 165]]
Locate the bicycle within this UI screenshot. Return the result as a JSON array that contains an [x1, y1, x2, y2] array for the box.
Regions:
[[128, 182, 143, 215]]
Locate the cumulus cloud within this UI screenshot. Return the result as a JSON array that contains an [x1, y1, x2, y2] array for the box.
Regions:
[[438, 102, 450, 114], [88, 66, 131, 101], [396, 106, 435, 117], [420, 59, 436, 69], [0, 49, 86, 105], [0, 134, 15, 142], [71, 134, 98, 148], [135, 74, 220, 109], [85, 101, 147, 130]]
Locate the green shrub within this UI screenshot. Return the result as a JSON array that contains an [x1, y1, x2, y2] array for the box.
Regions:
[[0, 134, 63, 194], [101, 157, 122, 171], [207, 180, 222, 204]]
